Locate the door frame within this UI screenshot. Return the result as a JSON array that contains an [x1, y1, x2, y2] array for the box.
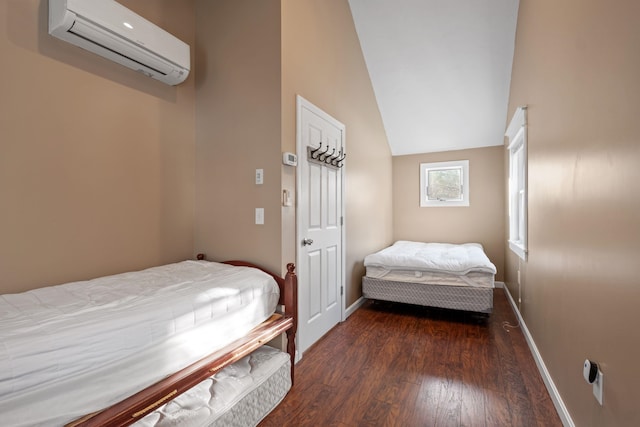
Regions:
[[295, 95, 346, 358]]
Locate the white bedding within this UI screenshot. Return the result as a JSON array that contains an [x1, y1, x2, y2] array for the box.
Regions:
[[364, 241, 497, 276], [0, 260, 279, 427]]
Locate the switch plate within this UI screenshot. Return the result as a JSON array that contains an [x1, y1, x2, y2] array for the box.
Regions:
[[282, 189, 292, 207], [255, 208, 264, 225], [593, 370, 604, 405], [255, 169, 264, 185]]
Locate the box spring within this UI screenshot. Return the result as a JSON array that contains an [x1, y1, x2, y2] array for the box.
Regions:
[[362, 277, 493, 314]]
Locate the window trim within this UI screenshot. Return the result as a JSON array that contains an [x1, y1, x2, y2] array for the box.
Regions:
[[419, 160, 470, 207], [506, 106, 528, 260]]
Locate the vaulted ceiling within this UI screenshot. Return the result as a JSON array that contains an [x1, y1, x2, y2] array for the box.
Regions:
[[348, 0, 520, 156]]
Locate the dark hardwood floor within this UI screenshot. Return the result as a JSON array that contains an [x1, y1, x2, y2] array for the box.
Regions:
[[260, 288, 562, 427]]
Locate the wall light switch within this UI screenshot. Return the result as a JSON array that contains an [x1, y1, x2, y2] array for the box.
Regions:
[[255, 208, 264, 225], [255, 169, 264, 185], [282, 189, 292, 207]]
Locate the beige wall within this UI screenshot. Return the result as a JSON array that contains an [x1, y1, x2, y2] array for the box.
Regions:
[[194, 0, 283, 272], [0, 0, 196, 294], [506, 0, 640, 425], [193, 0, 393, 305], [393, 147, 505, 280], [1, 0, 389, 303], [281, 0, 393, 306]]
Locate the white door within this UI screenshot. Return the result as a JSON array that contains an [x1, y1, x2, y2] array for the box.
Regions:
[[296, 96, 345, 355]]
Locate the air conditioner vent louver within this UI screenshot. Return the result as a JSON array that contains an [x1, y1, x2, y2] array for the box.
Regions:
[[68, 26, 167, 76]]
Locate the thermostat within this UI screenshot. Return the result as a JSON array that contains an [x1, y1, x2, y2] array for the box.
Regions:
[[282, 152, 298, 166]]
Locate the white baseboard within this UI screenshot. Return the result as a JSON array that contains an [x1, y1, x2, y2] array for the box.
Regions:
[[495, 280, 505, 288], [502, 285, 574, 427], [345, 296, 366, 319]]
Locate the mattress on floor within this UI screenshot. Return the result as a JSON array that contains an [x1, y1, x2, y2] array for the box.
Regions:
[[136, 346, 291, 427], [365, 266, 494, 288], [363, 277, 493, 313]]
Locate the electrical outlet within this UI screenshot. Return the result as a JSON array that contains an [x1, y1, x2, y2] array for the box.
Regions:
[[255, 169, 264, 185], [593, 370, 604, 405]]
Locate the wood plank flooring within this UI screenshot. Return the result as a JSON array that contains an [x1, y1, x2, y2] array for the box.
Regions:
[[260, 288, 562, 427]]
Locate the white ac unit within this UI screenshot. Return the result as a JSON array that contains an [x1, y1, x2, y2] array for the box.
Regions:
[[49, 0, 190, 86]]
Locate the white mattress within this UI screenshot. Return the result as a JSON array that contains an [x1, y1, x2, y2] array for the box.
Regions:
[[365, 241, 496, 274], [365, 266, 494, 288], [0, 260, 279, 427], [137, 346, 291, 427]]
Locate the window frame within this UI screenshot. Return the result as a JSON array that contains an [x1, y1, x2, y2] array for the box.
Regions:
[[419, 160, 470, 207], [506, 106, 528, 260]]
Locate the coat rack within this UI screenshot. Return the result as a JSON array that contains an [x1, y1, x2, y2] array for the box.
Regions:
[[307, 142, 346, 169]]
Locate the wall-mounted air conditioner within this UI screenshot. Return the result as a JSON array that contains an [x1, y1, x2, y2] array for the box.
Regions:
[[49, 0, 190, 86]]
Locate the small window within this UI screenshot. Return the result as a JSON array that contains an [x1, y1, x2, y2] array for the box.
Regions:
[[420, 160, 469, 207], [506, 106, 528, 260]]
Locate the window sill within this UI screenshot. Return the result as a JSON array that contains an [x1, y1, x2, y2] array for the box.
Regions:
[[420, 201, 470, 208], [509, 240, 527, 261]]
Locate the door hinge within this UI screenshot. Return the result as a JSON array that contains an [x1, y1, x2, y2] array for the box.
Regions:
[[340, 286, 343, 296], [340, 216, 344, 226]]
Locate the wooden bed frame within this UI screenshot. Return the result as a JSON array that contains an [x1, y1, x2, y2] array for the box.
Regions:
[[67, 257, 298, 427]]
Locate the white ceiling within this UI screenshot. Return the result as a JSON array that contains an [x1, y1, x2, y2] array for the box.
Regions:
[[348, 0, 519, 156]]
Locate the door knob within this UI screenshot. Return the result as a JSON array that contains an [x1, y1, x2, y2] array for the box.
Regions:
[[302, 238, 314, 246]]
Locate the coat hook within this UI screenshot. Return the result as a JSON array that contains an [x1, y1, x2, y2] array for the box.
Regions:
[[316, 144, 330, 160], [337, 151, 346, 167], [323, 148, 336, 163], [309, 142, 323, 159], [331, 148, 343, 166]]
